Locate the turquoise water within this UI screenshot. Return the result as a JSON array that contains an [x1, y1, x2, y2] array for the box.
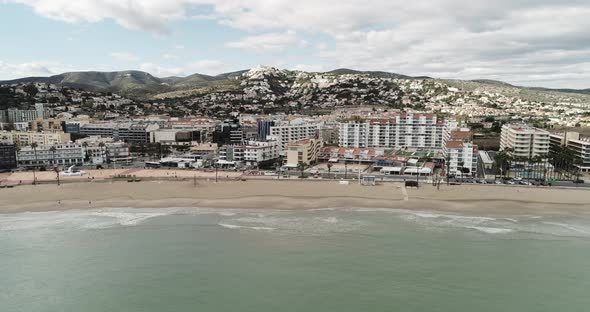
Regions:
[[1, 207, 590, 312]]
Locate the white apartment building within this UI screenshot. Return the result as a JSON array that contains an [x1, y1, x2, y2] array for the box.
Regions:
[[17, 143, 84, 168], [443, 141, 478, 177], [76, 136, 130, 165], [550, 132, 590, 172], [219, 140, 280, 167], [500, 124, 550, 159], [339, 113, 445, 149], [0, 130, 71, 146], [268, 122, 320, 152]]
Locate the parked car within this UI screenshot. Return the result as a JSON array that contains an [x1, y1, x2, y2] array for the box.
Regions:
[[573, 179, 585, 184]]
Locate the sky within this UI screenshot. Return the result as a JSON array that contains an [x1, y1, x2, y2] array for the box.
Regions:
[[0, 0, 589, 88]]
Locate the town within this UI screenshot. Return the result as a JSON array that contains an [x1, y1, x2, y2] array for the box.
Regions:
[[0, 68, 589, 187]]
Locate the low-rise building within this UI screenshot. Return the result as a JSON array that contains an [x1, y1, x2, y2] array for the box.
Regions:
[[76, 136, 131, 165], [285, 138, 323, 168], [219, 140, 280, 167], [0, 130, 71, 146], [17, 143, 84, 168], [80, 122, 159, 145], [0, 143, 17, 170]]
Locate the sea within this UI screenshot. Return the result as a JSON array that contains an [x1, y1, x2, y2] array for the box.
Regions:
[[1, 207, 590, 312]]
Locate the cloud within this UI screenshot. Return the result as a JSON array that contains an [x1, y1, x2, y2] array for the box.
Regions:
[[110, 52, 140, 62], [7, 0, 590, 87], [0, 60, 77, 80], [162, 53, 179, 60], [187, 60, 228, 74], [140, 59, 227, 77], [226, 31, 308, 52], [139, 62, 185, 77]]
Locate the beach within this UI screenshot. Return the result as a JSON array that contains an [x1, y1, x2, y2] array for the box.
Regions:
[[1, 178, 589, 216]]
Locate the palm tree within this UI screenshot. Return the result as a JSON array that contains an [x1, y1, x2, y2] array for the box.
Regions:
[[297, 161, 306, 179], [30, 142, 38, 185], [98, 142, 106, 166], [82, 142, 90, 163], [49, 145, 57, 167]]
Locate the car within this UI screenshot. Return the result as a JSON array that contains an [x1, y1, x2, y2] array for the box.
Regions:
[[495, 181, 503, 185], [573, 179, 585, 184], [506, 180, 516, 185]]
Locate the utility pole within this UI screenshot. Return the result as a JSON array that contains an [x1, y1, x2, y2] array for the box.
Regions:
[[344, 162, 348, 180], [215, 165, 218, 183]]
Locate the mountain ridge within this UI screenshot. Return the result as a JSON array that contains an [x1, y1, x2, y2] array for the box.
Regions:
[[1, 68, 588, 98]]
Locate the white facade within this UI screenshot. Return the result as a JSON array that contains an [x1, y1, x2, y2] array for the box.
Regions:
[[0, 131, 71, 146], [268, 122, 320, 152], [500, 124, 550, 158], [17, 143, 84, 167], [443, 141, 478, 176], [339, 114, 445, 148], [219, 140, 280, 166]]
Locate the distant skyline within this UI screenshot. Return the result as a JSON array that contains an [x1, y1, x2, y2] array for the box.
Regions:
[[1, 1, 589, 88]]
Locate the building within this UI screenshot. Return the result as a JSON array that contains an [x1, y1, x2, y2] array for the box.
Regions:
[[76, 136, 131, 165], [339, 113, 445, 149], [29, 118, 66, 132], [213, 119, 244, 145], [80, 122, 159, 145], [0, 143, 17, 170], [318, 123, 340, 146], [0, 131, 71, 146], [17, 143, 84, 168], [500, 124, 550, 159], [4, 108, 39, 123], [285, 138, 323, 168], [550, 132, 590, 172], [218, 140, 280, 167], [268, 122, 320, 152], [443, 141, 478, 177], [257, 120, 275, 141]]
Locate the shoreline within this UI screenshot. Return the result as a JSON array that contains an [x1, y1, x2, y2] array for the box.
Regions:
[[1, 180, 590, 217]]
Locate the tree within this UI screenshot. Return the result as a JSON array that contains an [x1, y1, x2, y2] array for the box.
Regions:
[[297, 161, 306, 178], [327, 163, 333, 179], [98, 142, 106, 164], [30, 142, 38, 185], [23, 84, 39, 98], [49, 145, 57, 167]]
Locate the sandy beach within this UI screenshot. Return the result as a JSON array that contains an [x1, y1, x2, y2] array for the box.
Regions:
[[1, 179, 589, 216]]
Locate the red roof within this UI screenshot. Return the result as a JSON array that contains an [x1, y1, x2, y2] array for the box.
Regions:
[[352, 149, 361, 155], [446, 141, 464, 149], [451, 131, 473, 140]]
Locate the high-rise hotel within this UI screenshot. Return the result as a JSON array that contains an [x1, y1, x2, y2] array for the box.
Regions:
[[338, 113, 445, 148]]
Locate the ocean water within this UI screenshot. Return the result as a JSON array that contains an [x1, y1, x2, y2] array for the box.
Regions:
[[1, 207, 590, 312]]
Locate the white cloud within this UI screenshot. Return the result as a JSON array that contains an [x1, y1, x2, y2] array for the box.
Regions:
[[162, 53, 179, 60], [226, 31, 308, 52], [0, 60, 77, 80], [110, 52, 140, 62], [140, 59, 227, 77], [7, 0, 590, 87], [139, 62, 185, 77], [186, 60, 228, 74]]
